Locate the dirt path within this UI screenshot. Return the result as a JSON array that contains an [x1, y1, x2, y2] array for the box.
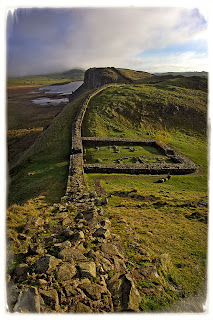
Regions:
[[93, 174, 165, 196], [93, 167, 205, 196]]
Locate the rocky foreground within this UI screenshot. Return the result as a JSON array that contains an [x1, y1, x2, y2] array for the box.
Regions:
[[7, 191, 143, 313]]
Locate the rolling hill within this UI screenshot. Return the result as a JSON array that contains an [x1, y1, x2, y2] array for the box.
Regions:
[[7, 67, 208, 313]]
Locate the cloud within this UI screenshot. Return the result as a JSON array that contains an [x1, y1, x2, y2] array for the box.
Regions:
[[7, 7, 208, 76]]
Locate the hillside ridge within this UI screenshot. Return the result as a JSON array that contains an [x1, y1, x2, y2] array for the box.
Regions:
[[7, 67, 207, 313]]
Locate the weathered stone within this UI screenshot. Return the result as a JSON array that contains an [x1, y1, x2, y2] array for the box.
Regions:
[[76, 222, 84, 228], [54, 240, 71, 250], [63, 285, 77, 297], [58, 248, 87, 262], [7, 282, 19, 309], [56, 262, 76, 282], [113, 256, 126, 273], [78, 261, 96, 278], [89, 191, 97, 198], [76, 242, 87, 253], [74, 212, 84, 221], [107, 273, 141, 312], [62, 218, 72, 226], [70, 231, 85, 242], [56, 211, 68, 219], [36, 255, 61, 274], [13, 287, 40, 313], [85, 249, 96, 260], [28, 244, 46, 255], [25, 217, 44, 232], [100, 257, 113, 272], [36, 279, 47, 286], [100, 218, 111, 228], [43, 235, 58, 244], [14, 264, 29, 277], [101, 243, 124, 259], [79, 283, 105, 300], [93, 227, 110, 239], [40, 289, 59, 311], [124, 274, 141, 311], [100, 198, 108, 205], [61, 230, 74, 239], [69, 302, 92, 313], [107, 274, 123, 310]]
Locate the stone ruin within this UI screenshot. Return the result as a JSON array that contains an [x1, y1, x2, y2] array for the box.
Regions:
[[82, 137, 197, 176], [7, 83, 198, 313]]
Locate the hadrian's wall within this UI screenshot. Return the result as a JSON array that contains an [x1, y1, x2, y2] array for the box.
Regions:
[[66, 84, 118, 196], [65, 84, 197, 196]]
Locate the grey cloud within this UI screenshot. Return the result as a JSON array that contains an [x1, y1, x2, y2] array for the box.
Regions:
[[7, 7, 207, 76]]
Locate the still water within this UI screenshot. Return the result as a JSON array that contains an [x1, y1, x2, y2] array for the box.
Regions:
[[31, 97, 69, 106], [39, 81, 83, 94], [32, 81, 83, 105]]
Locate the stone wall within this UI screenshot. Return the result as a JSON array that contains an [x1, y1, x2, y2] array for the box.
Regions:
[[84, 163, 196, 175], [82, 137, 156, 146], [82, 138, 197, 175], [65, 84, 118, 196], [66, 83, 197, 196]]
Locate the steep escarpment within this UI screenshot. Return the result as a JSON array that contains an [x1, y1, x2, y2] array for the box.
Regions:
[[83, 67, 153, 88]]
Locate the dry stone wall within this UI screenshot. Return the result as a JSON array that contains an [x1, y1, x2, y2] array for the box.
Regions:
[[8, 80, 199, 314], [82, 138, 197, 175], [65, 81, 197, 196], [84, 163, 196, 175], [82, 137, 156, 146], [66, 84, 118, 196]]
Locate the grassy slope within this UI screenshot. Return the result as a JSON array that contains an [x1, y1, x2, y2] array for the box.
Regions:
[[7, 74, 208, 311], [8, 88, 94, 205], [82, 80, 208, 311], [116, 68, 153, 81]]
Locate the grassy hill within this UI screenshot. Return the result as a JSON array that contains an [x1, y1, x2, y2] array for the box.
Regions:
[[81, 77, 207, 311], [7, 68, 85, 87], [154, 71, 208, 77], [7, 69, 208, 312], [84, 67, 153, 88]]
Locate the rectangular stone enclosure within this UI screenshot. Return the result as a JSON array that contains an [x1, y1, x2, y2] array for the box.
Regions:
[[82, 137, 197, 175]]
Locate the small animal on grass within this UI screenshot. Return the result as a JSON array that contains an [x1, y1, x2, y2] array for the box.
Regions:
[[156, 174, 171, 183]]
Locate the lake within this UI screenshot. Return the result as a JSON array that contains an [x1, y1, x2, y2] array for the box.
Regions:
[[31, 97, 69, 106], [39, 81, 83, 94], [32, 80, 84, 105]]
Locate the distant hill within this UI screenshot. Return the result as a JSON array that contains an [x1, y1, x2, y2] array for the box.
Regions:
[[61, 68, 85, 79], [154, 71, 208, 77], [45, 68, 85, 80], [7, 68, 85, 87]]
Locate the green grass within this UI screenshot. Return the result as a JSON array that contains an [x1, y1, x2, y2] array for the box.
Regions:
[[85, 130, 207, 310], [82, 81, 207, 311], [84, 145, 172, 164], [8, 88, 94, 205], [7, 76, 208, 311], [82, 83, 207, 138], [7, 76, 72, 87]]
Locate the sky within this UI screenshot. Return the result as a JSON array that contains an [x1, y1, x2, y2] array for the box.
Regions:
[[6, 7, 208, 77]]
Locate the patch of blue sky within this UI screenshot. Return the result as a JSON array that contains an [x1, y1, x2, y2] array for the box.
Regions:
[[136, 39, 208, 59], [175, 8, 207, 33]]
